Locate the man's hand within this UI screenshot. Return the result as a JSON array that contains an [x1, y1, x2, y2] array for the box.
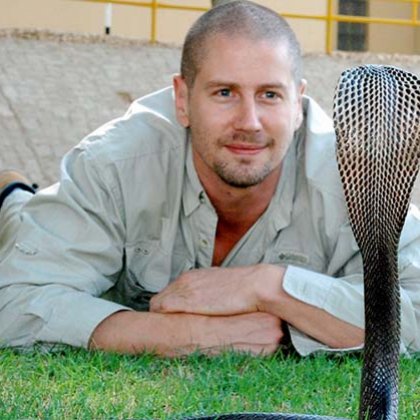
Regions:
[[150, 264, 286, 316], [149, 264, 364, 349], [89, 310, 283, 357]]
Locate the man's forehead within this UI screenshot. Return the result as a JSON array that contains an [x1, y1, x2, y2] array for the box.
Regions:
[[195, 36, 294, 80], [198, 34, 293, 71], [203, 32, 289, 52]]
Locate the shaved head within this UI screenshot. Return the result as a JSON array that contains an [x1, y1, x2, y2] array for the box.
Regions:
[[181, 0, 302, 87]]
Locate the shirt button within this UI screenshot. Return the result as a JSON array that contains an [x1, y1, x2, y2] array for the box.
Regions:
[[201, 239, 209, 247], [199, 191, 205, 203], [135, 246, 150, 255], [15, 242, 38, 255]]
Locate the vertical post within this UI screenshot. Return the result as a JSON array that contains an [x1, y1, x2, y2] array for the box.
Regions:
[[105, 3, 112, 35], [326, 0, 334, 54], [151, 0, 158, 43], [412, 0, 418, 24]]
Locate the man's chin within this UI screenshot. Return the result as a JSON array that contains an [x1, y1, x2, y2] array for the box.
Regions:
[[221, 179, 261, 189], [212, 157, 277, 189], [216, 169, 271, 189]]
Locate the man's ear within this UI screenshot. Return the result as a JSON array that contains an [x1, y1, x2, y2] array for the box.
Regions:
[[173, 75, 190, 127], [294, 78, 307, 130]]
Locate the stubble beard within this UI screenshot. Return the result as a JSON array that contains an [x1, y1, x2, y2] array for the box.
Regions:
[[213, 158, 273, 189], [193, 130, 276, 189]]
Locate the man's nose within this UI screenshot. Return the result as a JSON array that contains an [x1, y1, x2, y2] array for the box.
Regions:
[[233, 98, 263, 132]]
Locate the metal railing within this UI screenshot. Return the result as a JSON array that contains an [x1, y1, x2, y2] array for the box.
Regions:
[[71, 0, 420, 53]]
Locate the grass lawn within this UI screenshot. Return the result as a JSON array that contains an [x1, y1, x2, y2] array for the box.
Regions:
[[0, 347, 418, 419]]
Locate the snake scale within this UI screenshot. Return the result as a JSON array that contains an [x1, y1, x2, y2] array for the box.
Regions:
[[182, 65, 420, 420]]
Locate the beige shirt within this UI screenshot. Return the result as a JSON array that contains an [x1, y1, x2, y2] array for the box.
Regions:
[[0, 87, 419, 355]]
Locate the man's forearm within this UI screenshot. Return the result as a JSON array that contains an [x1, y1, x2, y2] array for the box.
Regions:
[[258, 265, 364, 349], [151, 264, 364, 350], [89, 311, 199, 356], [89, 310, 283, 357]]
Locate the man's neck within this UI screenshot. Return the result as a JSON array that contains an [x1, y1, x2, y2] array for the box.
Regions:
[[198, 163, 282, 230], [191, 147, 282, 265], [204, 168, 281, 266]]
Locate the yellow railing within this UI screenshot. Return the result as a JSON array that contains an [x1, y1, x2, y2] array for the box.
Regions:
[[71, 0, 420, 53]]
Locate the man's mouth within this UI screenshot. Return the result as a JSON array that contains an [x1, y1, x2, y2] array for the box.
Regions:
[[224, 143, 266, 156]]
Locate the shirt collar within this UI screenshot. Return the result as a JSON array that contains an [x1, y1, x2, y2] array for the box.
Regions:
[[183, 134, 205, 217], [267, 125, 302, 233]]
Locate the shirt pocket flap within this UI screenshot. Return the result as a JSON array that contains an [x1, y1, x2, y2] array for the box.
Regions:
[[125, 240, 171, 292]]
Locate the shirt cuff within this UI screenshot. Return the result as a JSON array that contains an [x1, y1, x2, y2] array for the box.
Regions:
[[27, 292, 131, 349]]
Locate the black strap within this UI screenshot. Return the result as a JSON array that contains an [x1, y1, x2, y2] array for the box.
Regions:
[[0, 182, 36, 210]]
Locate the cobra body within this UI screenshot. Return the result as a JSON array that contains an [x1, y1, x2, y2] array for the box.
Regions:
[[335, 65, 420, 419], [182, 65, 420, 420]]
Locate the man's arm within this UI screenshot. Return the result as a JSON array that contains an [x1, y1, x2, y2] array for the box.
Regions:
[[151, 206, 420, 355], [150, 265, 364, 350], [255, 265, 364, 349], [89, 310, 283, 357]]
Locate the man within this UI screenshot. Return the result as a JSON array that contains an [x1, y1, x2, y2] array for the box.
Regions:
[[0, 1, 419, 357]]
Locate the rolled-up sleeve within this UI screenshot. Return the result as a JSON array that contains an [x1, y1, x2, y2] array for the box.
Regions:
[[283, 207, 420, 356], [0, 140, 130, 349]]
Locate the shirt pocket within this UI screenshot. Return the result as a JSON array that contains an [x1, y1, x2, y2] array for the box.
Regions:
[[125, 239, 172, 293], [263, 247, 326, 272]]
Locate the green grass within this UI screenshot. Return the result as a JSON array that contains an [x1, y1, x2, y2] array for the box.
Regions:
[[0, 347, 418, 419]]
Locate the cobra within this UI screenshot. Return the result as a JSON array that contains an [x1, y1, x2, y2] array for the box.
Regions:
[[182, 65, 420, 420]]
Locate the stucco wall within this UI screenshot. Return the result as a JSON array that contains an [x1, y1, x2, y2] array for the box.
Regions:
[[0, 0, 418, 53], [0, 0, 335, 53]]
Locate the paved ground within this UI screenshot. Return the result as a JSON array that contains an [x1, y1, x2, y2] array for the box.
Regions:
[[0, 28, 419, 205]]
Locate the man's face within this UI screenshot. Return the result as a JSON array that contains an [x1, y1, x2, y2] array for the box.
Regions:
[[174, 35, 305, 189]]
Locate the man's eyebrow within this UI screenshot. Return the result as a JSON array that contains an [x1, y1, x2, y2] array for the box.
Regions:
[[204, 81, 239, 89], [259, 83, 288, 91], [204, 81, 288, 90]]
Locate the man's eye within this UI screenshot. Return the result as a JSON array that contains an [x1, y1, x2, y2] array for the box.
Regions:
[[264, 91, 279, 99], [218, 89, 231, 97]]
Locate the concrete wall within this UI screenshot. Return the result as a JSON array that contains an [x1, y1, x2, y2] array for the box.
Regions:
[[0, 0, 418, 53], [0, 0, 330, 52], [0, 0, 151, 38]]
